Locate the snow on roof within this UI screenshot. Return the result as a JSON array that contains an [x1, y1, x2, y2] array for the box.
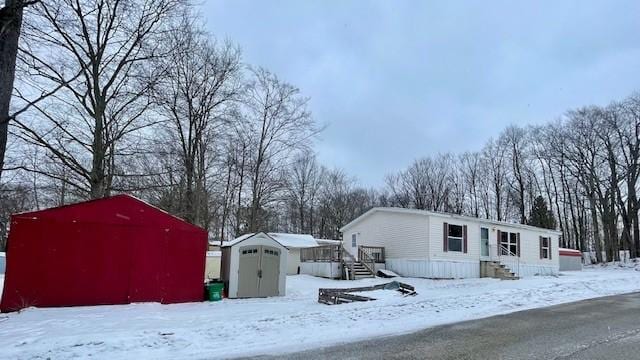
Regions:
[[316, 239, 342, 245], [224, 232, 320, 249], [223, 233, 256, 247], [341, 207, 562, 235], [206, 251, 221, 257], [268, 233, 318, 248]]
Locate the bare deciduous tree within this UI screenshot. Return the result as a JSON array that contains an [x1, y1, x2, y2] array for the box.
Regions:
[[154, 15, 241, 227], [242, 67, 318, 232], [12, 0, 186, 198]]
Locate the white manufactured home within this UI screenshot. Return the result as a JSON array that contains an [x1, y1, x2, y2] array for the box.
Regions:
[[341, 208, 560, 279]]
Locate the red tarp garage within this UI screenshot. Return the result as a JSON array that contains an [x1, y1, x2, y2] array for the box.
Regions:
[[0, 194, 207, 312]]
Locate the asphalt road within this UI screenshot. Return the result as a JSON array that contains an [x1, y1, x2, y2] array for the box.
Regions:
[[254, 292, 640, 360]]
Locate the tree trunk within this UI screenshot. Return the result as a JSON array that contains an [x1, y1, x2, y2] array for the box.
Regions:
[[234, 149, 245, 236], [588, 194, 603, 263], [629, 184, 640, 258], [494, 180, 502, 221], [220, 158, 234, 241], [0, 0, 24, 181]]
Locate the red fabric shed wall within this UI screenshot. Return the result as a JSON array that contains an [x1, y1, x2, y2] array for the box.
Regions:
[[0, 195, 207, 312]]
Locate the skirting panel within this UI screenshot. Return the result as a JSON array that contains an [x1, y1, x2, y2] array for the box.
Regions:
[[559, 256, 582, 271], [385, 259, 480, 279], [300, 262, 341, 279], [514, 263, 559, 277]]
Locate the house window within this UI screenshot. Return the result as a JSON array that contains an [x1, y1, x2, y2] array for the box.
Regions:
[[541, 237, 550, 259], [352, 233, 357, 247], [500, 232, 519, 256], [448, 224, 463, 252]]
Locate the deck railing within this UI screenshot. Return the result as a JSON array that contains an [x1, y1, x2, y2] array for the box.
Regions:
[[300, 244, 386, 280], [357, 247, 376, 275], [358, 245, 385, 263], [300, 245, 341, 262]]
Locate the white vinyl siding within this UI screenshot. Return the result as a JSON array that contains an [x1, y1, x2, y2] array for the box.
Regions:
[[492, 225, 559, 272], [287, 248, 301, 275], [429, 215, 479, 261], [343, 211, 428, 259], [428, 215, 559, 272]]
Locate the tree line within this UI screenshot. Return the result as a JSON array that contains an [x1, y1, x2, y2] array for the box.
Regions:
[[1, 1, 638, 263]]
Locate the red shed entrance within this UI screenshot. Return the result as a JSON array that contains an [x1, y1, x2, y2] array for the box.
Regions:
[[0, 194, 207, 312]]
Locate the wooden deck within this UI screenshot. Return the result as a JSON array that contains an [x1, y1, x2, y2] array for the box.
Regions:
[[301, 245, 386, 280]]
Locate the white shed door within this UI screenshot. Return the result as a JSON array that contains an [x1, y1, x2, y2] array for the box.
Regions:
[[238, 246, 260, 297], [258, 246, 280, 297]]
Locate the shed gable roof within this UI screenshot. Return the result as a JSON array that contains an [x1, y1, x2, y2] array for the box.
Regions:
[[225, 232, 319, 248], [13, 194, 204, 233], [222, 232, 288, 248]]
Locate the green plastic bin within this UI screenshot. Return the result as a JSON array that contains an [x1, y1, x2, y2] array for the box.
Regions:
[[206, 282, 224, 301]]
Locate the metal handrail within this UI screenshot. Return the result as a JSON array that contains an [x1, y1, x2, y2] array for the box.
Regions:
[[498, 244, 520, 277], [499, 243, 517, 257]]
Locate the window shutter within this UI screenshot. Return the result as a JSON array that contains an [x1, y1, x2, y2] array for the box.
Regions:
[[463, 225, 468, 253], [549, 237, 552, 260], [539, 236, 543, 259], [443, 222, 448, 252], [516, 233, 521, 257], [497, 230, 501, 251]]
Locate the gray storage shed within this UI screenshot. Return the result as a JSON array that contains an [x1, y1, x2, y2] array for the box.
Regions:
[[559, 248, 582, 271], [221, 233, 287, 298]]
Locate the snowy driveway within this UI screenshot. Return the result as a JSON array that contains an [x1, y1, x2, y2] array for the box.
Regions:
[[1, 267, 640, 359]]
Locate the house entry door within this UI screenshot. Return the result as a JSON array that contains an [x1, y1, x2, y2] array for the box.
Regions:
[[481, 227, 490, 259]]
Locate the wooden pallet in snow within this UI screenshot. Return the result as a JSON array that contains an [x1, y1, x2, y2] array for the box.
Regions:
[[318, 281, 417, 305]]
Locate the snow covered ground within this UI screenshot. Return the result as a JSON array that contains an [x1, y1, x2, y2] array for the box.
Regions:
[[1, 266, 640, 360]]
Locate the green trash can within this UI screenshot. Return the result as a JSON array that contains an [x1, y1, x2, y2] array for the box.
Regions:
[[206, 282, 224, 301]]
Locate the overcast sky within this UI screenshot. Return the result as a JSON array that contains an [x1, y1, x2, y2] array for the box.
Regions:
[[203, 1, 640, 187]]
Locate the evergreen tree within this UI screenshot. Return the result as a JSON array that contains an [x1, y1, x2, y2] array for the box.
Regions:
[[528, 196, 557, 229]]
